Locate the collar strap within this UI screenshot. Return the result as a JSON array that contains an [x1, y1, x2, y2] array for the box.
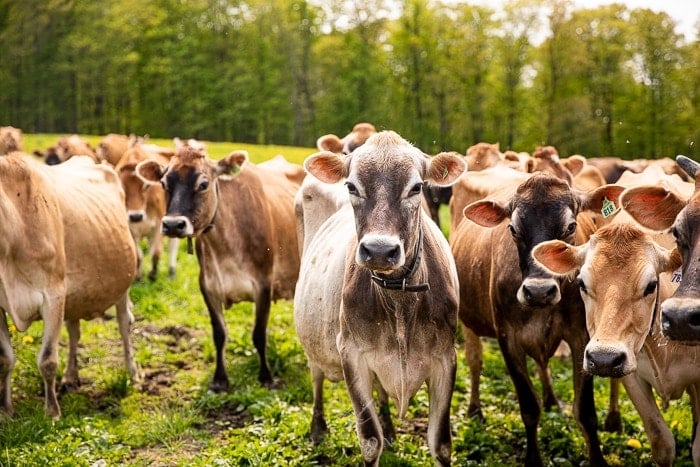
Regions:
[[370, 228, 430, 293]]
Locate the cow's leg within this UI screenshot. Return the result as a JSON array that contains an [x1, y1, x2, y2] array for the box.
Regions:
[[462, 326, 484, 420], [427, 350, 456, 467], [61, 319, 81, 390], [133, 236, 144, 282], [148, 231, 163, 281], [623, 374, 674, 467], [687, 384, 700, 464], [0, 315, 16, 416], [252, 284, 272, 386], [604, 378, 622, 433], [497, 335, 543, 467], [115, 294, 140, 382], [310, 364, 328, 443], [200, 282, 229, 392], [535, 359, 560, 412], [376, 385, 395, 445], [566, 334, 607, 466], [39, 298, 64, 419], [339, 338, 382, 466], [167, 237, 179, 278]]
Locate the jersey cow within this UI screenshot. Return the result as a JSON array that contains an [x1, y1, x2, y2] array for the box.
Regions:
[[0, 126, 23, 155], [295, 131, 465, 465], [136, 145, 300, 390], [533, 222, 696, 466], [34, 134, 98, 165], [621, 155, 700, 341], [116, 143, 180, 281], [450, 170, 623, 466], [0, 154, 138, 418]]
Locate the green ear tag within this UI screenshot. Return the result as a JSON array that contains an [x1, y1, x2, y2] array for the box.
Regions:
[[601, 197, 616, 218]]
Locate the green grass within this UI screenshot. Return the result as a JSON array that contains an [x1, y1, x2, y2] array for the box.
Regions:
[[0, 134, 694, 466]]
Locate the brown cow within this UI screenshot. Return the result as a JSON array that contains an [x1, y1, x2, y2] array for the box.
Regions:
[[450, 172, 623, 466], [621, 155, 700, 341], [533, 223, 695, 466], [136, 144, 300, 390], [295, 131, 465, 465], [0, 154, 138, 418], [315, 122, 377, 154], [34, 134, 98, 165], [0, 126, 23, 155], [116, 143, 180, 281]]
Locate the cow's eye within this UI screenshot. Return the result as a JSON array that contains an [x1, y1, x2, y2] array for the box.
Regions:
[[577, 278, 588, 294], [508, 224, 520, 239], [671, 226, 687, 249], [563, 221, 577, 238], [345, 181, 358, 196], [198, 180, 210, 192], [643, 280, 658, 297], [409, 182, 423, 196]]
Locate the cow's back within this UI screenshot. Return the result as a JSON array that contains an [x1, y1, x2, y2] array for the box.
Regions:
[[42, 156, 137, 319]]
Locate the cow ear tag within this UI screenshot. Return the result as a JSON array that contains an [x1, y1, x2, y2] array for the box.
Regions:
[[601, 197, 616, 218], [671, 267, 682, 284]]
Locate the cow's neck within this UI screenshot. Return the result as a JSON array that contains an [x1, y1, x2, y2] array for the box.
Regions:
[[185, 182, 220, 254], [370, 225, 429, 292]]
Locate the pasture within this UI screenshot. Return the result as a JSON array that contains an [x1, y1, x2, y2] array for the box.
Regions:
[[0, 135, 694, 466]]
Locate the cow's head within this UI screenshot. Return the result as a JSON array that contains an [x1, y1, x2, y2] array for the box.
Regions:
[[622, 155, 700, 341], [533, 223, 681, 377], [305, 130, 465, 275], [315, 122, 377, 155], [464, 174, 624, 307], [136, 144, 246, 238]]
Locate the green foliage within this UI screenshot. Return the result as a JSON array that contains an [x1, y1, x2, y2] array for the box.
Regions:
[[0, 0, 697, 158]]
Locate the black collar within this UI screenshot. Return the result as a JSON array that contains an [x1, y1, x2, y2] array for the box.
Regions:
[[370, 227, 430, 293]]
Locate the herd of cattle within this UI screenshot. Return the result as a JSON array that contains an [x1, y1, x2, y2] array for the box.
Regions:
[[0, 123, 698, 466]]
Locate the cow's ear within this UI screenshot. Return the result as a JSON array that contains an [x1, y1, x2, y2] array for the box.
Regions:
[[621, 185, 685, 231], [580, 184, 625, 213], [658, 246, 683, 274], [563, 155, 586, 177], [305, 151, 346, 184], [217, 150, 247, 176], [677, 155, 699, 180], [426, 151, 466, 186], [316, 134, 343, 153], [136, 160, 165, 183], [463, 199, 509, 227], [532, 240, 585, 276]]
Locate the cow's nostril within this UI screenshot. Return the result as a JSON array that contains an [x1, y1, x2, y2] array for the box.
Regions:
[[129, 213, 144, 223]]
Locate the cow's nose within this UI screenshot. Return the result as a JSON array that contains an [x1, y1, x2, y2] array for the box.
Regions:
[[129, 212, 144, 223], [661, 299, 700, 341], [519, 278, 560, 307], [358, 236, 402, 270], [45, 155, 60, 165], [585, 348, 627, 377], [162, 217, 188, 237]]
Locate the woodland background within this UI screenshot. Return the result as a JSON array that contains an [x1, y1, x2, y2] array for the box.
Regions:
[[0, 0, 698, 159]]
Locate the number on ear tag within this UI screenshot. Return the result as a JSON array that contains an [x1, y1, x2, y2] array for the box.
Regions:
[[601, 197, 616, 218]]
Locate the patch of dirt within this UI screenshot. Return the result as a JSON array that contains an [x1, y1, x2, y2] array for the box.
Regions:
[[396, 417, 429, 440], [195, 402, 252, 435]]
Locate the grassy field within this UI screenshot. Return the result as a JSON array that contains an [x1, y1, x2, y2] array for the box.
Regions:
[[0, 135, 694, 466]]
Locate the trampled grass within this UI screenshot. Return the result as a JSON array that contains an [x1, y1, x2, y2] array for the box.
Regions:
[[0, 135, 694, 466]]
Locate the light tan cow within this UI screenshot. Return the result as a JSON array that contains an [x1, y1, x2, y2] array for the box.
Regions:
[[0, 126, 23, 155], [116, 143, 179, 281], [96, 133, 131, 166], [34, 134, 99, 165], [533, 222, 697, 467], [0, 153, 138, 419], [315, 122, 377, 154]]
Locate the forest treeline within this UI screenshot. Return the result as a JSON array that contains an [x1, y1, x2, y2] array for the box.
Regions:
[[0, 0, 698, 158]]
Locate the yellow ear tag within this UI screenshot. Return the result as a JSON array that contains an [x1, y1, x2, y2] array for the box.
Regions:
[[601, 197, 616, 218]]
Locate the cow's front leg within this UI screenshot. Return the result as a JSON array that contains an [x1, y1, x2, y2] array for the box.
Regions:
[[428, 349, 456, 466], [40, 296, 64, 419], [115, 293, 140, 383], [339, 336, 382, 466], [687, 383, 700, 464], [0, 314, 16, 416], [200, 279, 229, 392], [310, 364, 328, 443], [252, 283, 273, 386], [623, 373, 674, 467]]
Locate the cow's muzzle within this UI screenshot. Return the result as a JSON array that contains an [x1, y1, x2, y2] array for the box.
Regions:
[[584, 345, 630, 378], [161, 215, 194, 238], [357, 234, 404, 272], [517, 277, 560, 307], [129, 211, 145, 223], [661, 297, 700, 342]]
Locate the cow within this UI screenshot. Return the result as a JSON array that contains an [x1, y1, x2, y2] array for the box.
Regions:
[[96, 133, 132, 166], [620, 155, 700, 341], [115, 143, 180, 281], [316, 122, 377, 154], [294, 131, 465, 466], [136, 144, 301, 390], [450, 171, 624, 466], [258, 154, 306, 186], [532, 222, 696, 466], [0, 153, 138, 418], [0, 126, 23, 155], [34, 134, 99, 165]]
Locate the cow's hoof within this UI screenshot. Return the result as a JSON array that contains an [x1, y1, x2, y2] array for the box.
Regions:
[[604, 411, 622, 433], [209, 379, 229, 393]]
